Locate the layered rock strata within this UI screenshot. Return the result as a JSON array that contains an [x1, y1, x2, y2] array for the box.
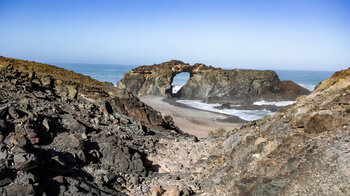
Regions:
[[118, 60, 309, 103]]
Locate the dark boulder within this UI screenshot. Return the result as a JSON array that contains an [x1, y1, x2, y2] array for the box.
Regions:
[[0, 106, 8, 119], [4, 184, 35, 196], [98, 140, 145, 174], [61, 114, 86, 134], [13, 153, 38, 171]]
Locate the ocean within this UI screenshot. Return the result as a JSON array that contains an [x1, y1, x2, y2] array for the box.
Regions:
[[55, 63, 334, 121]]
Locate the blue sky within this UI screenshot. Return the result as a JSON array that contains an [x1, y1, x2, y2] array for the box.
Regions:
[[0, 0, 349, 71]]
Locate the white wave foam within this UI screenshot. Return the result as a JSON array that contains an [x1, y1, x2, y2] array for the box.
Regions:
[[172, 85, 183, 94], [298, 83, 315, 91], [253, 100, 295, 107], [176, 100, 274, 121]]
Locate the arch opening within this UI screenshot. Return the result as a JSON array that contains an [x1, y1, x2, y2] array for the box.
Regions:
[[170, 72, 190, 98]]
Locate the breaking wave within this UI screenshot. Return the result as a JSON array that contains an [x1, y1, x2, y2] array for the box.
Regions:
[[253, 100, 295, 107], [176, 100, 274, 121], [172, 85, 183, 94], [297, 83, 315, 91]]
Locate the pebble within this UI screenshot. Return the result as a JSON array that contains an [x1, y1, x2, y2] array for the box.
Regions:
[[163, 187, 180, 196]]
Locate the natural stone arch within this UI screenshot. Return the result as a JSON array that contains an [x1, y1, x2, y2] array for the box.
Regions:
[[167, 71, 191, 98], [117, 60, 208, 97], [117, 60, 310, 104]]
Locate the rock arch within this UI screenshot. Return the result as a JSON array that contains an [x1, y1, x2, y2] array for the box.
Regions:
[[117, 60, 310, 104], [117, 60, 206, 97], [168, 72, 190, 98]]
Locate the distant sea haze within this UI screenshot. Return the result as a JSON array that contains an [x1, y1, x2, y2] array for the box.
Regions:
[[54, 63, 333, 91], [54, 63, 334, 120]]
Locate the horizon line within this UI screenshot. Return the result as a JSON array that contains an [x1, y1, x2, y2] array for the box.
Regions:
[[47, 61, 344, 72], [0, 55, 344, 72]]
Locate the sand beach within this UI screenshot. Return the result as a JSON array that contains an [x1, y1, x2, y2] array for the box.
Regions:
[[140, 96, 245, 138]]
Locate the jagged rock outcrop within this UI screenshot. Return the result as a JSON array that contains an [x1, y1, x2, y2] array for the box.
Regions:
[[0, 57, 198, 195], [0, 56, 179, 131], [201, 68, 350, 195], [118, 60, 309, 103], [140, 67, 350, 195], [1, 56, 349, 195]]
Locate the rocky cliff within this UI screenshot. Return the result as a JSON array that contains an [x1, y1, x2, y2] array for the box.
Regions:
[[0, 57, 195, 195], [140, 67, 350, 195], [1, 56, 349, 196], [0, 56, 179, 131], [118, 60, 309, 103], [197, 67, 350, 195]]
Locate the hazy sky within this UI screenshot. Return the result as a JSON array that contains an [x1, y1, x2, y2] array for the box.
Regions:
[[0, 0, 349, 71]]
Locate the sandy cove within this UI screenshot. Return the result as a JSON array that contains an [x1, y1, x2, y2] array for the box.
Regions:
[[139, 96, 245, 138]]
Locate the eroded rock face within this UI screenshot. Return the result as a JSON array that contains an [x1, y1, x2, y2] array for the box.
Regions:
[[0, 57, 192, 195], [1, 56, 348, 195], [118, 60, 309, 103], [133, 68, 350, 195], [0, 56, 178, 131], [198, 68, 350, 195]]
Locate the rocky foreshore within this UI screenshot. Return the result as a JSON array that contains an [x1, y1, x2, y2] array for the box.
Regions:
[[132, 67, 350, 195], [0, 56, 349, 196], [0, 57, 195, 195]]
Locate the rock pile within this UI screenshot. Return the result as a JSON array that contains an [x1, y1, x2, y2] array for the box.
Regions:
[[1, 56, 349, 196], [0, 56, 178, 130], [0, 59, 195, 195]]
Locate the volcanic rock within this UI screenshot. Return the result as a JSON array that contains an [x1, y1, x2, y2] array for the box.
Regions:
[[0, 56, 348, 196], [0, 57, 188, 195], [61, 114, 86, 134], [13, 153, 38, 171], [197, 68, 350, 195], [0, 56, 180, 132], [137, 67, 350, 195]]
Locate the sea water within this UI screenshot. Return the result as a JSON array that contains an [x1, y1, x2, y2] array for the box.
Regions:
[[275, 70, 334, 91], [55, 63, 138, 86], [53, 63, 334, 121], [176, 100, 274, 121], [172, 72, 190, 93]]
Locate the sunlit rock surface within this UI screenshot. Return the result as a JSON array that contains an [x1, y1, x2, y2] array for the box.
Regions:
[[118, 60, 309, 104]]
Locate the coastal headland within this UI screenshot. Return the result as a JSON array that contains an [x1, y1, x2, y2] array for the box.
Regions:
[[118, 60, 310, 104], [0, 56, 349, 195]]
